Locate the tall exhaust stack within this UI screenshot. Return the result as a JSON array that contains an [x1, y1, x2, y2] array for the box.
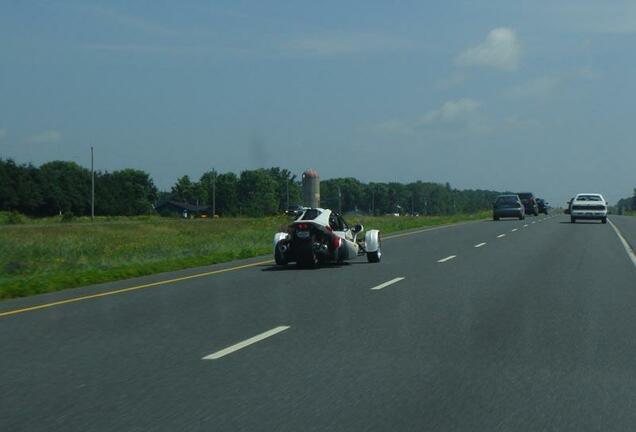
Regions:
[[302, 169, 320, 208]]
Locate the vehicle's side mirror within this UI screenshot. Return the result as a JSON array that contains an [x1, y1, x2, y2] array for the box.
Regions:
[[352, 224, 364, 234]]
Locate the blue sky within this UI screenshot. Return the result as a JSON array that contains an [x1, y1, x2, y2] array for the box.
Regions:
[[1, 0, 635, 204]]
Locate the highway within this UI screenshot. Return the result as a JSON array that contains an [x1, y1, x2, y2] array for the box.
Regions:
[[2, 214, 636, 431]]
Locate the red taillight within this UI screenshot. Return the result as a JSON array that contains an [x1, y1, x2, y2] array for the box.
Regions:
[[296, 223, 309, 230], [332, 236, 342, 250]]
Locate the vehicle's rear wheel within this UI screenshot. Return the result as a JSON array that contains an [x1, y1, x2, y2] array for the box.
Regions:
[[493, 216, 499, 221], [518, 214, 524, 220], [601, 217, 607, 224], [571, 217, 576, 223], [296, 240, 318, 268], [274, 242, 288, 265]]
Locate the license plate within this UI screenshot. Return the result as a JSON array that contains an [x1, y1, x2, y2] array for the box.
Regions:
[[297, 231, 309, 239]]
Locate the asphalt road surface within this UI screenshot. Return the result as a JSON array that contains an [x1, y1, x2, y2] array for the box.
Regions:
[[2, 214, 636, 431]]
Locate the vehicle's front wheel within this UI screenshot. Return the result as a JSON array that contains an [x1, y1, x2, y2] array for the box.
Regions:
[[493, 216, 500, 221], [571, 217, 576, 223], [367, 248, 381, 263]]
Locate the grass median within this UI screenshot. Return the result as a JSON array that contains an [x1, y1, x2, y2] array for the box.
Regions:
[[0, 211, 488, 300]]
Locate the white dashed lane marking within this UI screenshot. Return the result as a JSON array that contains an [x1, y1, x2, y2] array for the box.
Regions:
[[370, 277, 406, 291], [437, 255, 457, 263], [202, 326, 291, 360]]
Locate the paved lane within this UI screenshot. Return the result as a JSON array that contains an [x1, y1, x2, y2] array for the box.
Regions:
[[2, 214, 635, 431]]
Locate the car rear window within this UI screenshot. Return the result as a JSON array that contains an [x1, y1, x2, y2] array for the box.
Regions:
[[576, 195, 602, 201], [496, 196, 518, 204]]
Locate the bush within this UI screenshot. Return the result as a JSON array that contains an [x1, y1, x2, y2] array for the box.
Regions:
[[61, 211, 75, 223], [6, 211, 26, 225]]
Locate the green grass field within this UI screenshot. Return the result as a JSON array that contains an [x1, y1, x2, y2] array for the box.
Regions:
[[0, 211, 488, 300]]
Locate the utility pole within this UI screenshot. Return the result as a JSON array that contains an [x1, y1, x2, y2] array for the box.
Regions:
[[286, 178, 289, 210], [212, 171, 216, 217], [338, 186, 342, 213], [91, 146, 95, 222]]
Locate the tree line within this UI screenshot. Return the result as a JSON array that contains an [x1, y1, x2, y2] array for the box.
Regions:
[[1, 158, 504, 217], [616, 189, 636, 213]]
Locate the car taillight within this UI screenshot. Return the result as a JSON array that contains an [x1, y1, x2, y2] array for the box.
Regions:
[[296, 223, 309, 230], [332, 236, 342, 250]]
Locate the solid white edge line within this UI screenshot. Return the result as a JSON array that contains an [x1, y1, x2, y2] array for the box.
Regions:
[[497, 234, 506, 238], [202, 326, 290, 360], [474, 242, 487, 248], [370, 277, 405, 291], [437, 255, 457, 263], [608, 220, 636, 268]]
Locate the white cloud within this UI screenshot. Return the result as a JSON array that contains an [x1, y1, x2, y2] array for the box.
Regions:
[[282, 31, 409, 57], [27, 130, 62, 144], [418, 98, 481, 125], [435, 72, 467, 91], [507, 76, 560, 99], [455, 27, 520, 71], [372, 98, 483, 136]]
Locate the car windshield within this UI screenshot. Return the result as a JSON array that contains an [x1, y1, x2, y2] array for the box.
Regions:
[[299, 209, 321, 220], [518, 193, 532, 199]]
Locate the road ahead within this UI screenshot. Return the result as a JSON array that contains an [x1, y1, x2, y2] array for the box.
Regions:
[[2, 215, 636, 431]]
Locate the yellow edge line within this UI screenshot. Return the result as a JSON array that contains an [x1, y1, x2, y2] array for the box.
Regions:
[[0, 218, 485, 318], [0, 260, 273, 318]]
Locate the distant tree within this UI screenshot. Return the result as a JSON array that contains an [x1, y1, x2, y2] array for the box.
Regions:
[[266, 167, 301, 211], [39, 161, 91, 216], [237, 169, 278, 216], [171, 175, 205, 205], [0, 159, 21, 211], [214, 172, 239, 215], [199, 170, 217, 208], [107, 169, 157, 215], [365, 182, 389, 215]]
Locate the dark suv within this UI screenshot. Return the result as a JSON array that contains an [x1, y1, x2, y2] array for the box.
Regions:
[[536, 198, 549, 215], [517, 192, 539, 216]]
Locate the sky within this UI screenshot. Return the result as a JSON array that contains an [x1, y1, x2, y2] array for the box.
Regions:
[[1, 0, 635, 205]]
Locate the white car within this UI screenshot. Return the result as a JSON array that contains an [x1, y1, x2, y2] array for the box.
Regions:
[[273, 208, 381, 267], [570, 193, 608, 224]]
